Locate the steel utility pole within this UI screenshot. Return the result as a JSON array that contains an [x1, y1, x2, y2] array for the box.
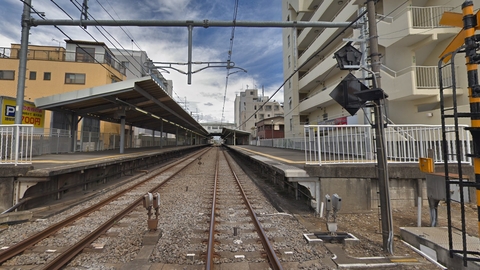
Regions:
[[15, 0, 31, 124], [367, 0, 394, 254]]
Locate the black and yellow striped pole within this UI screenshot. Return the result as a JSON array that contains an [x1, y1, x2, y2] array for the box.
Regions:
[[460, 1, 480, 238], [441, 0, 480, 239]]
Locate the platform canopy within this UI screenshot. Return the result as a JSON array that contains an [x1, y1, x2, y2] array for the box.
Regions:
[[35, 76, 209, 137], [221, 127, 250, 145]]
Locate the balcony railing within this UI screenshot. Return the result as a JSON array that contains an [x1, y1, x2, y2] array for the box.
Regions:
[[381, 65, 458, 89], [410, 6, 455, 29], [0, 47, 126, 75]]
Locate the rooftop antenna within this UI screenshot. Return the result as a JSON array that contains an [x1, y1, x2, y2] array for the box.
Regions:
[[262, 85, 264, 99]]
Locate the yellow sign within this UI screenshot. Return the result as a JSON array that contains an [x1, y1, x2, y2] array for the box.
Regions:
[[1, 98, 45, 128], [419, 157, 434, 173]]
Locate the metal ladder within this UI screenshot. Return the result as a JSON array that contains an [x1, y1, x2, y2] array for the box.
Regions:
[[438, 46, 478, 266]]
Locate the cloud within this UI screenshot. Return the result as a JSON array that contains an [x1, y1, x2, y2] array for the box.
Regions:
[[1, 0, 284, 124]]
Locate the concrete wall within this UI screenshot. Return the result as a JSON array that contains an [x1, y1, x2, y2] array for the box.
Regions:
[[0, 166, 33, 212], [227, 144, 475, 214]]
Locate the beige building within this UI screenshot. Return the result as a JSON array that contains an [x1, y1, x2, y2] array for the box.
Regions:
[[0, 40, 126, 134], [234, 88, 284, 133], [282, 0, 477, 138]]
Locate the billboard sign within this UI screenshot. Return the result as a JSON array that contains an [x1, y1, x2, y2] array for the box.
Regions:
[[1, 97, 45, 128]]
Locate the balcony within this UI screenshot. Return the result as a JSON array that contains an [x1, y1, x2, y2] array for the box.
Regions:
[[380, 65, 463, 102], [297, 0, 349, 53], [378, 6, 459, 48], [0, 47, 126, 75], [297, 3, 356, 64], [298, 53, 337, 91], [298, 65, 463, 114]]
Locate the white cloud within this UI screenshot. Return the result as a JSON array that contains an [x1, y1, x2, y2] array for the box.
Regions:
[[0, 0, 284, 124]]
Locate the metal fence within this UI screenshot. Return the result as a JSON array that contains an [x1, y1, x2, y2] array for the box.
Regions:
[[251, 137, 305, 150], [0, 125, 183, 163], [0, 124, 34, 165], [304, 125, 471, 165]]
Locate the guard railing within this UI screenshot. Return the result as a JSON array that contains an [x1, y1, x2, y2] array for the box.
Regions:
[[0, 124, 34, 165], [304, 124, 471, 165]]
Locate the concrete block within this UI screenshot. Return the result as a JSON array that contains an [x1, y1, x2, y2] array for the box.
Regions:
[[143, 230, 162, 245], [0, 211, 32, 225]]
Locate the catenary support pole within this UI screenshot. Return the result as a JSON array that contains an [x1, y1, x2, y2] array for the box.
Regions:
[[15, 0, 31, 124], [367, 0, 394, 254]]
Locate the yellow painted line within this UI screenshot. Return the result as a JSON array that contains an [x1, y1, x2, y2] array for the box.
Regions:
[[236, 147, 305, 164], [390, 258, 418, 263], [32, 155, 126, 164]]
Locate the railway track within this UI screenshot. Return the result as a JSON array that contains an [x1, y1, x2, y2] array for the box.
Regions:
[[2, 146, 330, 269], [206, 148, 282, 269], [0, 148, 209, 269]]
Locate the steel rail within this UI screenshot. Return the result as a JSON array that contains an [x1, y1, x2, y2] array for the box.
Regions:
[[223, 151, 283, 270], [43, 147, 210, 269], [0, 148, 208, 265], [205, 148, 219, 269]]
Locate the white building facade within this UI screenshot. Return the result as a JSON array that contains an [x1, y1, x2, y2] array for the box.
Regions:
[[234, 88, 284, 133], [282, 0, 477, 138]]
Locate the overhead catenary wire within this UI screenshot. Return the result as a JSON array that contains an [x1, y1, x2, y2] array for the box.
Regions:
[[99, 0, 144, 53], [229, 8, 368, 134], [69, 0, 146, 77], [220, 0, 240, 126], [20, 0, 121, 81], [48, 0, 128, 80]]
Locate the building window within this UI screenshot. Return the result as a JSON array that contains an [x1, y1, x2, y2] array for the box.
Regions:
[[29, 71, 37, 80], [288, 79, 291, 89], [288, 55, 291, 68], [44, 72, 51, 80], [75, 47, 95, 63], [289, 118, 292, 131], [65, 73, 86, 84], [250, 91, 254, 95], [274, 105, 279, 111], [287, 35, 290, 47], [289, 97, 292, 110], [265, 105, 272, 111], [0, 70, 15, 80], [254, 105, 257, 110]]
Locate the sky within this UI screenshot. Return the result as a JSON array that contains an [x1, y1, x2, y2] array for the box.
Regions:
[[0, 0, 284, 124]]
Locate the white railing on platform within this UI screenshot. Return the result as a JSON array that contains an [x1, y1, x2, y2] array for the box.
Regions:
[[304, 125, 471, 165], [0, 124, 34, 166]]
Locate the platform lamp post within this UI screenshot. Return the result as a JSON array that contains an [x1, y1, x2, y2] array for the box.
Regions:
[[271, 120, 274, 147], [332, 39, 393, 253]]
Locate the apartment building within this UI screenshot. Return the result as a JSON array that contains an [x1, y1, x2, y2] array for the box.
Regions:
[[0, 40, 126, 134], [282, 0, 478, 138], [110, 48, 174, 96], [234, 88, 284, 133]]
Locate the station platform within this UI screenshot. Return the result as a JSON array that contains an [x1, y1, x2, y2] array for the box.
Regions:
[[401, 227, 480, 269], [228, 145, 307, 167], [28, 145, 202, 173]]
